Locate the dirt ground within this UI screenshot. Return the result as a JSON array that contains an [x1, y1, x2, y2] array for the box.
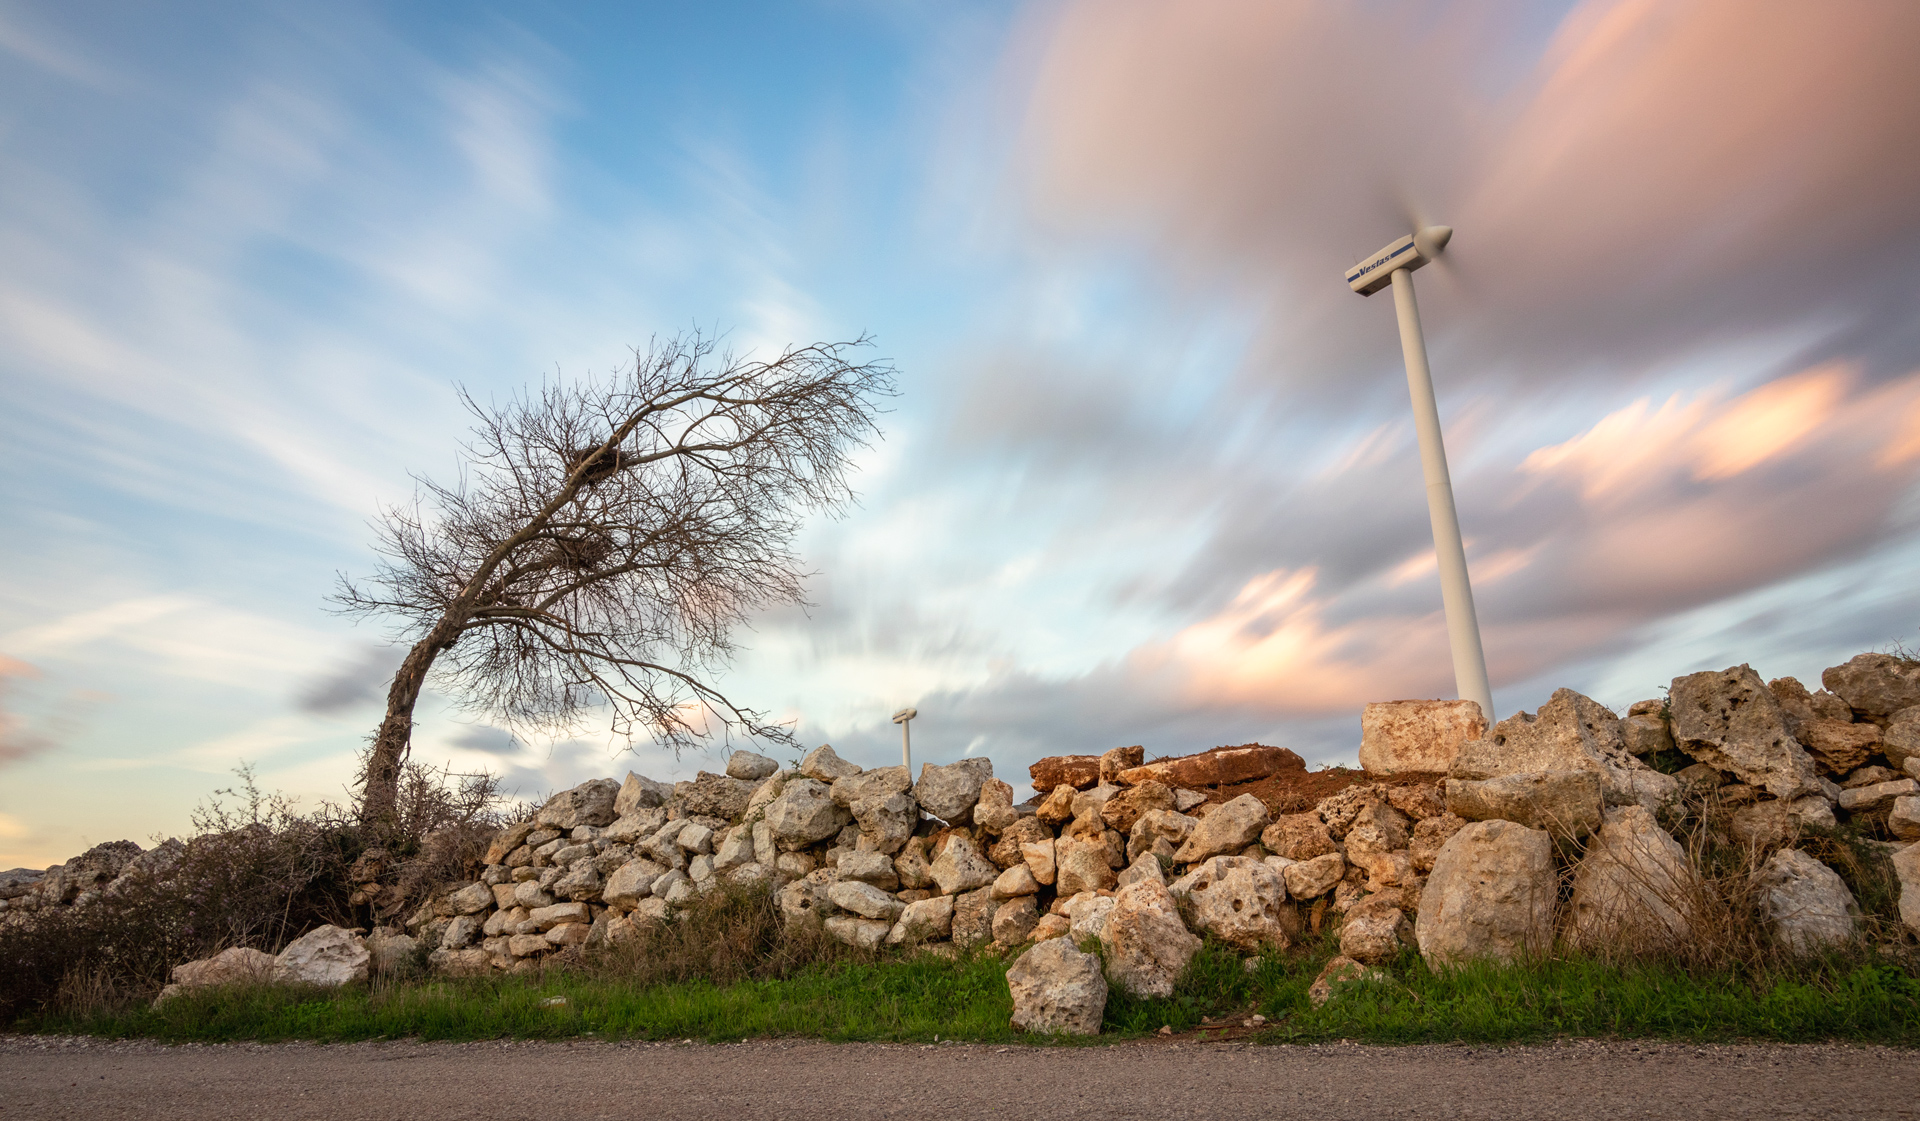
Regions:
[[4, 1034, 1916, 1120]]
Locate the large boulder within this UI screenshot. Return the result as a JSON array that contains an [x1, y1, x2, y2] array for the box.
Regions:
[[1797, 720, 1881, 775], [1173, 793, 1269, 863], [1006, 938, 1107, 1036], [1445, 770, 1604, 840], [1100, 781, 1174, 834], [1360, 699, 1488, 775], [1283, 852, 1346, 899], [680, 772, 757, 821], [1668, 666, 1824, 800], [1054, 836, 1118, 895], [1567, 806, 1694, 950], [914, 759, 995, 824], [1066, 893, 1117, 942], [535, 779, 619, 829], [764, 778, 852, 847], [1758, 848, 1857, 953], [276, 925, 370, 987], [1182, 856, 1296, 950], [973, 779, 1021, 834], [1415, 819, 1555, 967], [824, 915, 893, 950], [603, 859, 667, 909], [1449, 689, 1675, 812], [827, 881, 904, 922], [1117, 744, 1303, 788], [445, 881, 493, 915], [886, 894, 956, 944], [1823, 653, 1920, 719], [1262, 813, 1336, 860], [1099, 880, 1202, 998]]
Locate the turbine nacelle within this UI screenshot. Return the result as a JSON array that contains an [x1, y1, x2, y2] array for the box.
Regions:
[[1345, 225, 1453, 296]]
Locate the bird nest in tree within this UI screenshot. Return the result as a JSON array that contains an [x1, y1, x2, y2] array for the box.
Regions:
[[566, 446, 634, 485]]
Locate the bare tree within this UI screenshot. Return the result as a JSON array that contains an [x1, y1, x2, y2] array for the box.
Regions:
[[334, 333, 894, 829]]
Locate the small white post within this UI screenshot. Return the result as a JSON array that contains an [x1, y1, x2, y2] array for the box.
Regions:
[[1389, 266, 1494, 723], [891, 707, 917, 772]]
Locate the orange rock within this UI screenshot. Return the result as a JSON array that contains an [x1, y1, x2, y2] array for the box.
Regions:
[[1029, 755, 1101, 793], [1116, 744, 1304, 789]]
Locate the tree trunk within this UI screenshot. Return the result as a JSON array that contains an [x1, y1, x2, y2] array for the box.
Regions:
[[359, 624, 456, 831]]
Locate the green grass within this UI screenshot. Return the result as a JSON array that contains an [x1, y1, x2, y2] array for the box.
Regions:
[[21, 939, 1920, 1046]]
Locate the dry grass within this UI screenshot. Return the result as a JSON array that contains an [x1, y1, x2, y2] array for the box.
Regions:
[[574, 879, 863, 987]]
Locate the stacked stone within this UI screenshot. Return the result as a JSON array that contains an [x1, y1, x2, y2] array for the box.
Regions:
[[0, 838, 182, 926]]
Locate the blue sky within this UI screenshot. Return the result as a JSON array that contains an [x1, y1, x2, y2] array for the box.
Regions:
[[5, 0, 1920, 868]]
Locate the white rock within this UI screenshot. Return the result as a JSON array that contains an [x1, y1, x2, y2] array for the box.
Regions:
[[1892, 842, 1920, 935], [1054, 836, 1118, 895], [830, 766, 912, 808], [1007, 938, 1107, 1036], [1283, 852, 1346, 899], [886, 894, 956, 944], [1021, 838, 1057, 887], [801, 744, 863, 782], [1837, 778, 1919, 813], [1340, 897, 1413, 964], [929, 833, 998, 895], [676, 823, 715, 854], [914, 759, 995, 825], [1669, 666, 1824, 801], [1184, 856, 1296, 950], [713, 828, 756, 874], [1117, 854, 1166, 889], [602, 859, 666, 909], [1890, 796, 1920, 842], [1360, 699, 1489, 775], [1450, 688, 1677, 813], [159, 946, 281, 1003], [276, 925, 370, 987], [991, 862, 1040, 899], [837, 849, 901, 889], [1099, 880, 1201, 999], [1066, 893, 1116, 942], [823, 915, 892, 949], [536, 779, 620, 829], [1445, 770, 1605, 840], [1173, 794, 1268, 863], [1567, 806, 1694, 950], [1758, 848, 1858, 953], [1415, 819, 1555, 968], [614, 772, 673, 816], [850, 792, 917, 855], [446, 881, 494, 915], [726, 751, 780, 781], [827, 880, 904, 921], [765, 778, 853, 847]]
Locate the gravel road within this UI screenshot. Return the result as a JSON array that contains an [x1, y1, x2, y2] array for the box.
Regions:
[[4, 1034, 1917, 1120]]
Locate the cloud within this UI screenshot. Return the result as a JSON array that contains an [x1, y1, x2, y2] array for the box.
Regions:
[[0, 656, 47, 765], [1015, 0, 1920, 389], [447, 724, 520, 756], [294, 645, 402, 715]]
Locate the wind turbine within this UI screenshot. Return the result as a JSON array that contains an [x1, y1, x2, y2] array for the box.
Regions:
[[1345, 225, 1494, 722]]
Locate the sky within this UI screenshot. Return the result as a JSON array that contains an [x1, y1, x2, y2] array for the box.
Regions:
[[5, 0, 1920, 869]]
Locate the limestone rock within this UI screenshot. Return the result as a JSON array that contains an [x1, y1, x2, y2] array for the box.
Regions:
[[824, 915, 893, 949], [1099, 745, 1146, 784], [1031, 913, 1071, 942], [1035, 784, 1078, 826], [1100, 781, 1174, 834], [1055, 836, 1118, 895], [930, 833, 999, 895], [713, 828, 756, 874], [1890, 796, 1920, 842], [536, 779, 619, 830], [507, 933, 549, 958], [604, 808, 669, 844], [1283, 852, 1347, 899], [1099, 880, 1201, 999], [1007, 938, 1107, 1036], [427, 947, 491, 977], [1359, 699, 1488, 775], [992, 862, 1040, 899], [545, 922, 589, 947], [723, 751, 778, 781], [675, 823, 715, 854], [1758, 848, 1858, 953], [1415, 819, 1555, 967], [1184, 856, 1296, 950], [1445, 770, 1604, 840], [1387, 784, 1448, 822], [974, 779, 1020, 835], [837, 849, 900, 890], [162, 946, 281, 1002], [952, 887, 996, 948], [1837, 778, 1918, 814], [276, 925, 370, 987], [1622, 711, 1676, 757], [1340, 897, 1414, 964], [1410, 813, 1467, 872], [680, 772, 756, 821], [1798, 719, 1881, 775], [765, 778, 852, 846], [988, 815, 1052, 868], [1567, 806, 1693, 950], [993, 895, 1043, 945], [1029, 754, 1101, 793], [614, 772, 673, 816], [828, 880, 904, 921], [446, 881, 493, 915], [603, 859, 666, 909], [484, 823, 536, 865], [1118, 744, 1304, 789], [1669, 665, 1824, 800], [886, 894, 956, 944], [1262, 813, 1336, 860], [1065, 892, 1117, 942], [914, 759, 994, 825], [1132, 809, 1198, 862], [1823, 653, 1920, 719], [1883, 715, 1920, 769], [1002, 841, 1049, 893], [1308, 955, 1391, 1007], [1174, 793, 1269, 863], [1892, 842, 1920, 934], [776, 873, 834, 927], [848, 792, 917, 856], [894, 836, 935, 890], [801, 744, 862, 782], [551, 865, 601, 902], [1450, 689, 1674, 812], [829, 766, 910, 808]]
